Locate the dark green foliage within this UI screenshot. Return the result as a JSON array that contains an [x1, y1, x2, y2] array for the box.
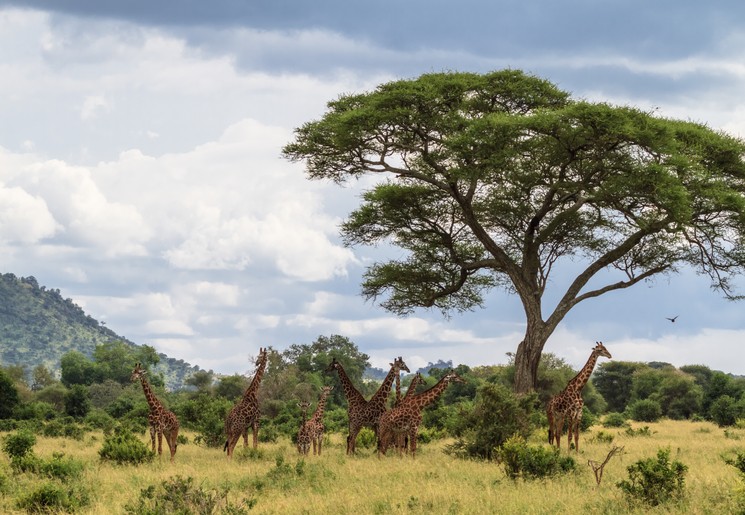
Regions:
[[16, 481, 91, 513], [13, 401, 56, 421], [498, 435, 576, 480], [0, 369, 20, 418], [176, 395, 232, 448], [3, 429, 36, 459], [99, 429, 154, 465], [84, 409, 116, 433], [625, 426, 654, 438], [617, 448, 687, 506], [124, 475, 255, 514], [709, 394, 740, 427], [626, 399, 663, 422], [64, 384, 91, 418], [593, 362, 646, 413], [602, 412, 628, 428], [355, 427, 376, 449], [446, 383, 536, 459]]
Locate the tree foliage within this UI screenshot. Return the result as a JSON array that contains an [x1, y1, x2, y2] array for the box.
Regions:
[[284, 69, 745, 392]]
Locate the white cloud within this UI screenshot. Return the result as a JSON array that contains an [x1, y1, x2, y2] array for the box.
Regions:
[[0, 184, 59, 243]]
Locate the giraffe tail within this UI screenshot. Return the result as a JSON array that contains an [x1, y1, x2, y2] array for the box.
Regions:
[[223, 439, 228, 452]]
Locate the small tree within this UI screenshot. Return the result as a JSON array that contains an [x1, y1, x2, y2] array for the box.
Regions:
[[0, 370, 20, 418], [64, 384, 91, 419], [617, 448, 687, 506]]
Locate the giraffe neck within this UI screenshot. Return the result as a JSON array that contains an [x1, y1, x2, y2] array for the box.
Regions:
[[370, 363, 401, 404], [566, 352, 599, 393], [242, 356, 268, 401], [403, 374, 423, 401], [395, 374, 402, 405], [311, 390, 331, 423], [334, 364, 366, 405], [408, 375, 451, 409], [139, 377, 161, 411]]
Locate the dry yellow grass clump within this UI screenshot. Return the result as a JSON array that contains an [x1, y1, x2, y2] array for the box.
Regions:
[[0, 420, 743, 514]]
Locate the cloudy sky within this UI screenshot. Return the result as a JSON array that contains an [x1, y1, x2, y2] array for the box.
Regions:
[[1, 1, 744, 376]]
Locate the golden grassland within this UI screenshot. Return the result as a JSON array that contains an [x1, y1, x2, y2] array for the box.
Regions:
[[1, 420, 744, 514]]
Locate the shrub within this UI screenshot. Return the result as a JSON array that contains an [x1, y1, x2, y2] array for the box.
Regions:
[[497, 435, 576, 480], [355, 427, 376, 449], [3, 430, 36, 460], [99, 429, 154, 465], [626, 399, 662, 422], [724, 450, 745, 476], [624, 426, 654, 437], [617, 447, 687, 506], [710, 395, 739, 427], [603, 412, 628, 428], [446, 383, 536, 460], [16, 481, 90, 513], [124, 475, 255, 514], [41, 418, 85, 440]]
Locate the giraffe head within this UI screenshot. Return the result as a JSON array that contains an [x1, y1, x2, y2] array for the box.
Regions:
[[393, 356, 410, 375], [297, 401, 311, 413], [320, 385, 334, 395], [325, 357, 342, 374], [593, 341, 612, 360], [130, 362, 147, 382], [442, 370, 465, 384]]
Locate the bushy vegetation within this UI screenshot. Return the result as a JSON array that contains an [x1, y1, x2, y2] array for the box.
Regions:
[[124, 475, 255, 514], [617, 447, 688, 507], [99, 429, 155, 465], [497, 435, 576, 479]]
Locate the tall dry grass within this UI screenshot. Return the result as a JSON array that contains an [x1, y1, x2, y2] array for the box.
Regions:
[[0, 420, 743, 514]]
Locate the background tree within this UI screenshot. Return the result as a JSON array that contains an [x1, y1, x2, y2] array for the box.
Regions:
[[283, 69, 745, 393], [0, 370, 19, 418], [593, 361, 646, 413]]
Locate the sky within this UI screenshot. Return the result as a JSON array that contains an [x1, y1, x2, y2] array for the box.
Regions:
[[1, 1, 744, 376]]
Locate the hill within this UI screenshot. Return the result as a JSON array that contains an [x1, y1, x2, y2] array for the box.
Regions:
[[0, 273, 201, 390]]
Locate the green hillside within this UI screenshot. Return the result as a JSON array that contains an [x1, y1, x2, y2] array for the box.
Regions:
[[0, 273, 201, 390]]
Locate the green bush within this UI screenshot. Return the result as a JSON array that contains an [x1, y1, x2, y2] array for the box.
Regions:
[[710, 395, 740, 427], [3, 430, 36, 460], [724, 450, 745, 476], [446, 383, 536, 460], [355, 427, 376, 449], [16, 481, 90, 513], [99, 429, 154, 465], [603, 412, 628, 428], [124, 475, 255, 514], [497, 435, 575, 480], [12, 452, 86, 480], [626, 399, 662, 422], [617, 448, 687, 506], [41, 418, 85, 440]]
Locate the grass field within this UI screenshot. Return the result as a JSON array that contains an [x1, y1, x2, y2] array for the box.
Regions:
[[0, 420, 743, 514]]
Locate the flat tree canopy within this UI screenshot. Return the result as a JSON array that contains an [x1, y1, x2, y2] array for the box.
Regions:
[[282, 69, 745, 393]]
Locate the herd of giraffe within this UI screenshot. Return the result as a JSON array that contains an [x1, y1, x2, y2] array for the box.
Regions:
[[129, 341, 612, 462]]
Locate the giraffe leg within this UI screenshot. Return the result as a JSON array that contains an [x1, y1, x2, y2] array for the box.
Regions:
[[252, 421, 259, 449], [572, 418, 580, 452], [157, 430, 164, 457], [242, 429, 249, 448], [149, 426, 156, 452], [347, 426, 360, 455], [409, 430, 417, 458], [226, 432, 241, 459]]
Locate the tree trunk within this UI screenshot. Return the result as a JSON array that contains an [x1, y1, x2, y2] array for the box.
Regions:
[[513, 324, 550, 394]]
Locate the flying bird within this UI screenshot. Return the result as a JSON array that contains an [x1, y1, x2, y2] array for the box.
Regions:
[[666, 316, 678, 323]]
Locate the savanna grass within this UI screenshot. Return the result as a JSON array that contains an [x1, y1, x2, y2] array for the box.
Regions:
[[0, 420, 742, 514]]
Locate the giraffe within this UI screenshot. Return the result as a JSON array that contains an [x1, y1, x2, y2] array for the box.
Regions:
[[296, 401, 312, 455], [325, 356, 410, 454], [378, 370, 464, 458], [394, 371, 425, 451], [224, 347, 268, 458], [547, 341, 612, 452], [130, 362, 179, 462], [299, 385, 334, 456]]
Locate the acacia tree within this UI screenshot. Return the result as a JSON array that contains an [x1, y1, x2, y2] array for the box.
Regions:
[[283, 70, 745, 393]]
